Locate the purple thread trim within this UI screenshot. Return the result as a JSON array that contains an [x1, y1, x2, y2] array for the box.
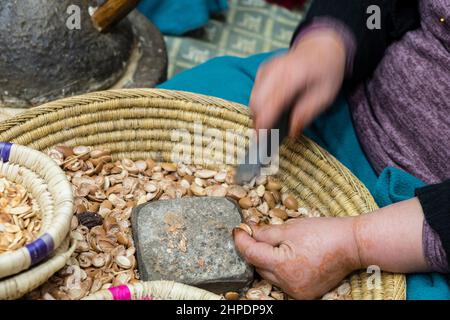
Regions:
[[0, 142, 12, 162], [25, 233, 54, 265]]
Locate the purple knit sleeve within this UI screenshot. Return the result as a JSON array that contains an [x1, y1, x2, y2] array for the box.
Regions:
[[423, 219, 450, 273], [292, 16, 357, 77]]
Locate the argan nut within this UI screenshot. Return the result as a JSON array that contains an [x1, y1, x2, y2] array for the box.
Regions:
[[214, 171, 227, 182], [238, 197, 253, 209], [246, 288, 265, 300], [255, 175, 267, 186], [75, 203, 87, 214], [144, 182, 158, 193], [263, 191, 276, 209], [115, 255, 132, 269], [225, 292, 240, 300], [190, 184, 206, 196], [322, 292, 339, 300], [236, 223, 253, 237], [87, 202, 100, 212], [283, 195, 299, 210], [146, 159, 156, 170], [101, 200, 113, 210], [227, 185, 247, 200], [135, 160, 148, 172], [73, 146, 91, 160], [247, 214, 260, 225], [269, 208, 288, 220], [257, 202, 269, 215], [195, 169, 216, 179], [270, 217, 284, 225], [121, 159, 139, 174], [254, 280, 272, 295], [287, 209, 301, 218], [103, 216, 119, 231], [143, 169, 153, 177], [271, 190, 281, 204], [90, 149, 110, 159], [0, 213, 11, 224], [270, 291, 285, 300], [256, 185, 265, 197], [91, 155, 112, 166], [205, 185, 227, 197], [183, 175, 195, 184], [162, 163, 177, 172], [116, 233, 129, 246], [55, 146, 74, 158], [266, 177, 282, 191]]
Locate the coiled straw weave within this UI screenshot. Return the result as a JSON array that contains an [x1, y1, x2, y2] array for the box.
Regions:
[[0, 144, 73, 279], [83, 281, 222, 300], [0, 89, 406, 300], [0, 237, 76, 300]]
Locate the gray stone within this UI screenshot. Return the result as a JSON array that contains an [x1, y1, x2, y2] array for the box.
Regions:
[[131, 197, 254, 293]]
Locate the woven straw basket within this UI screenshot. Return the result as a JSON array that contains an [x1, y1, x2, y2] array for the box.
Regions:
[[0, 237, 76, 300], [0, 143, 73, 280], [0, 89, 406, 300], [83, 281, 222, 300]]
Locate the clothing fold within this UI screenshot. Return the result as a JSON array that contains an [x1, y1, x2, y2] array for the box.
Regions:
[[158, 51, 450, 299]]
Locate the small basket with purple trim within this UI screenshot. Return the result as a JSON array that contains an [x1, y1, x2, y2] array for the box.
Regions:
[[0, 142, 74, 280], [0, 236, 76, 300], [83, 281, 222, 300]]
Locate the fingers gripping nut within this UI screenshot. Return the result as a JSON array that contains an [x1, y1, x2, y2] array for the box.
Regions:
[[236, 223, 253, 237]]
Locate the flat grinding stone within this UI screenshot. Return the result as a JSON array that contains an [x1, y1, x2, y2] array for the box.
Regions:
[[131, 197, 254, 293]]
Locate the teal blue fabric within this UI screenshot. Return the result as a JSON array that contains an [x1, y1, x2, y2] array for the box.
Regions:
[[158, 51, 450, 299], [138, 0, 228, 35], [373, 168, 450, 300]]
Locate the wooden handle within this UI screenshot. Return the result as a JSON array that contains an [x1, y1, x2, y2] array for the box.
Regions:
[[91, 0, 140, 32]]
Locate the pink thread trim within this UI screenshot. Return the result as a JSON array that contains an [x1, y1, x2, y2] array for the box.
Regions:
[[109, 285, 132, 300]]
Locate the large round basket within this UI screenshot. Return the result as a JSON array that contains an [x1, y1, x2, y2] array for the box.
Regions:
[[0, 143, 73, 279], [0, 89, 406, 300]]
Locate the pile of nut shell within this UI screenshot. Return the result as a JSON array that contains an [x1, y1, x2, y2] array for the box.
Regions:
[[23, 146, 350, 300], [0, 177, 41, 254]]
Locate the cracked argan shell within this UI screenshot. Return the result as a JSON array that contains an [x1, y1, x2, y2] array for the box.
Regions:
[[227, 185, 247, 200], [236, 223, 253, 237]]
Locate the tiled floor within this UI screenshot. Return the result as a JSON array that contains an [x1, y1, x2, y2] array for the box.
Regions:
[[164, 0, 305, 78]]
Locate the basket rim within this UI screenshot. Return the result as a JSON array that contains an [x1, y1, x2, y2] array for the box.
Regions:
[[0, 88, 406, 300], [83, 280, 223, 300], [0, 237, 76, 300], [0, 143, 73, 279]]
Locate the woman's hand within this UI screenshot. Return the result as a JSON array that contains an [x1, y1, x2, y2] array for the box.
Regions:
[[250, 29, 347, 137], [234, 198, 429, 299], [234, 217, 361, 299]]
